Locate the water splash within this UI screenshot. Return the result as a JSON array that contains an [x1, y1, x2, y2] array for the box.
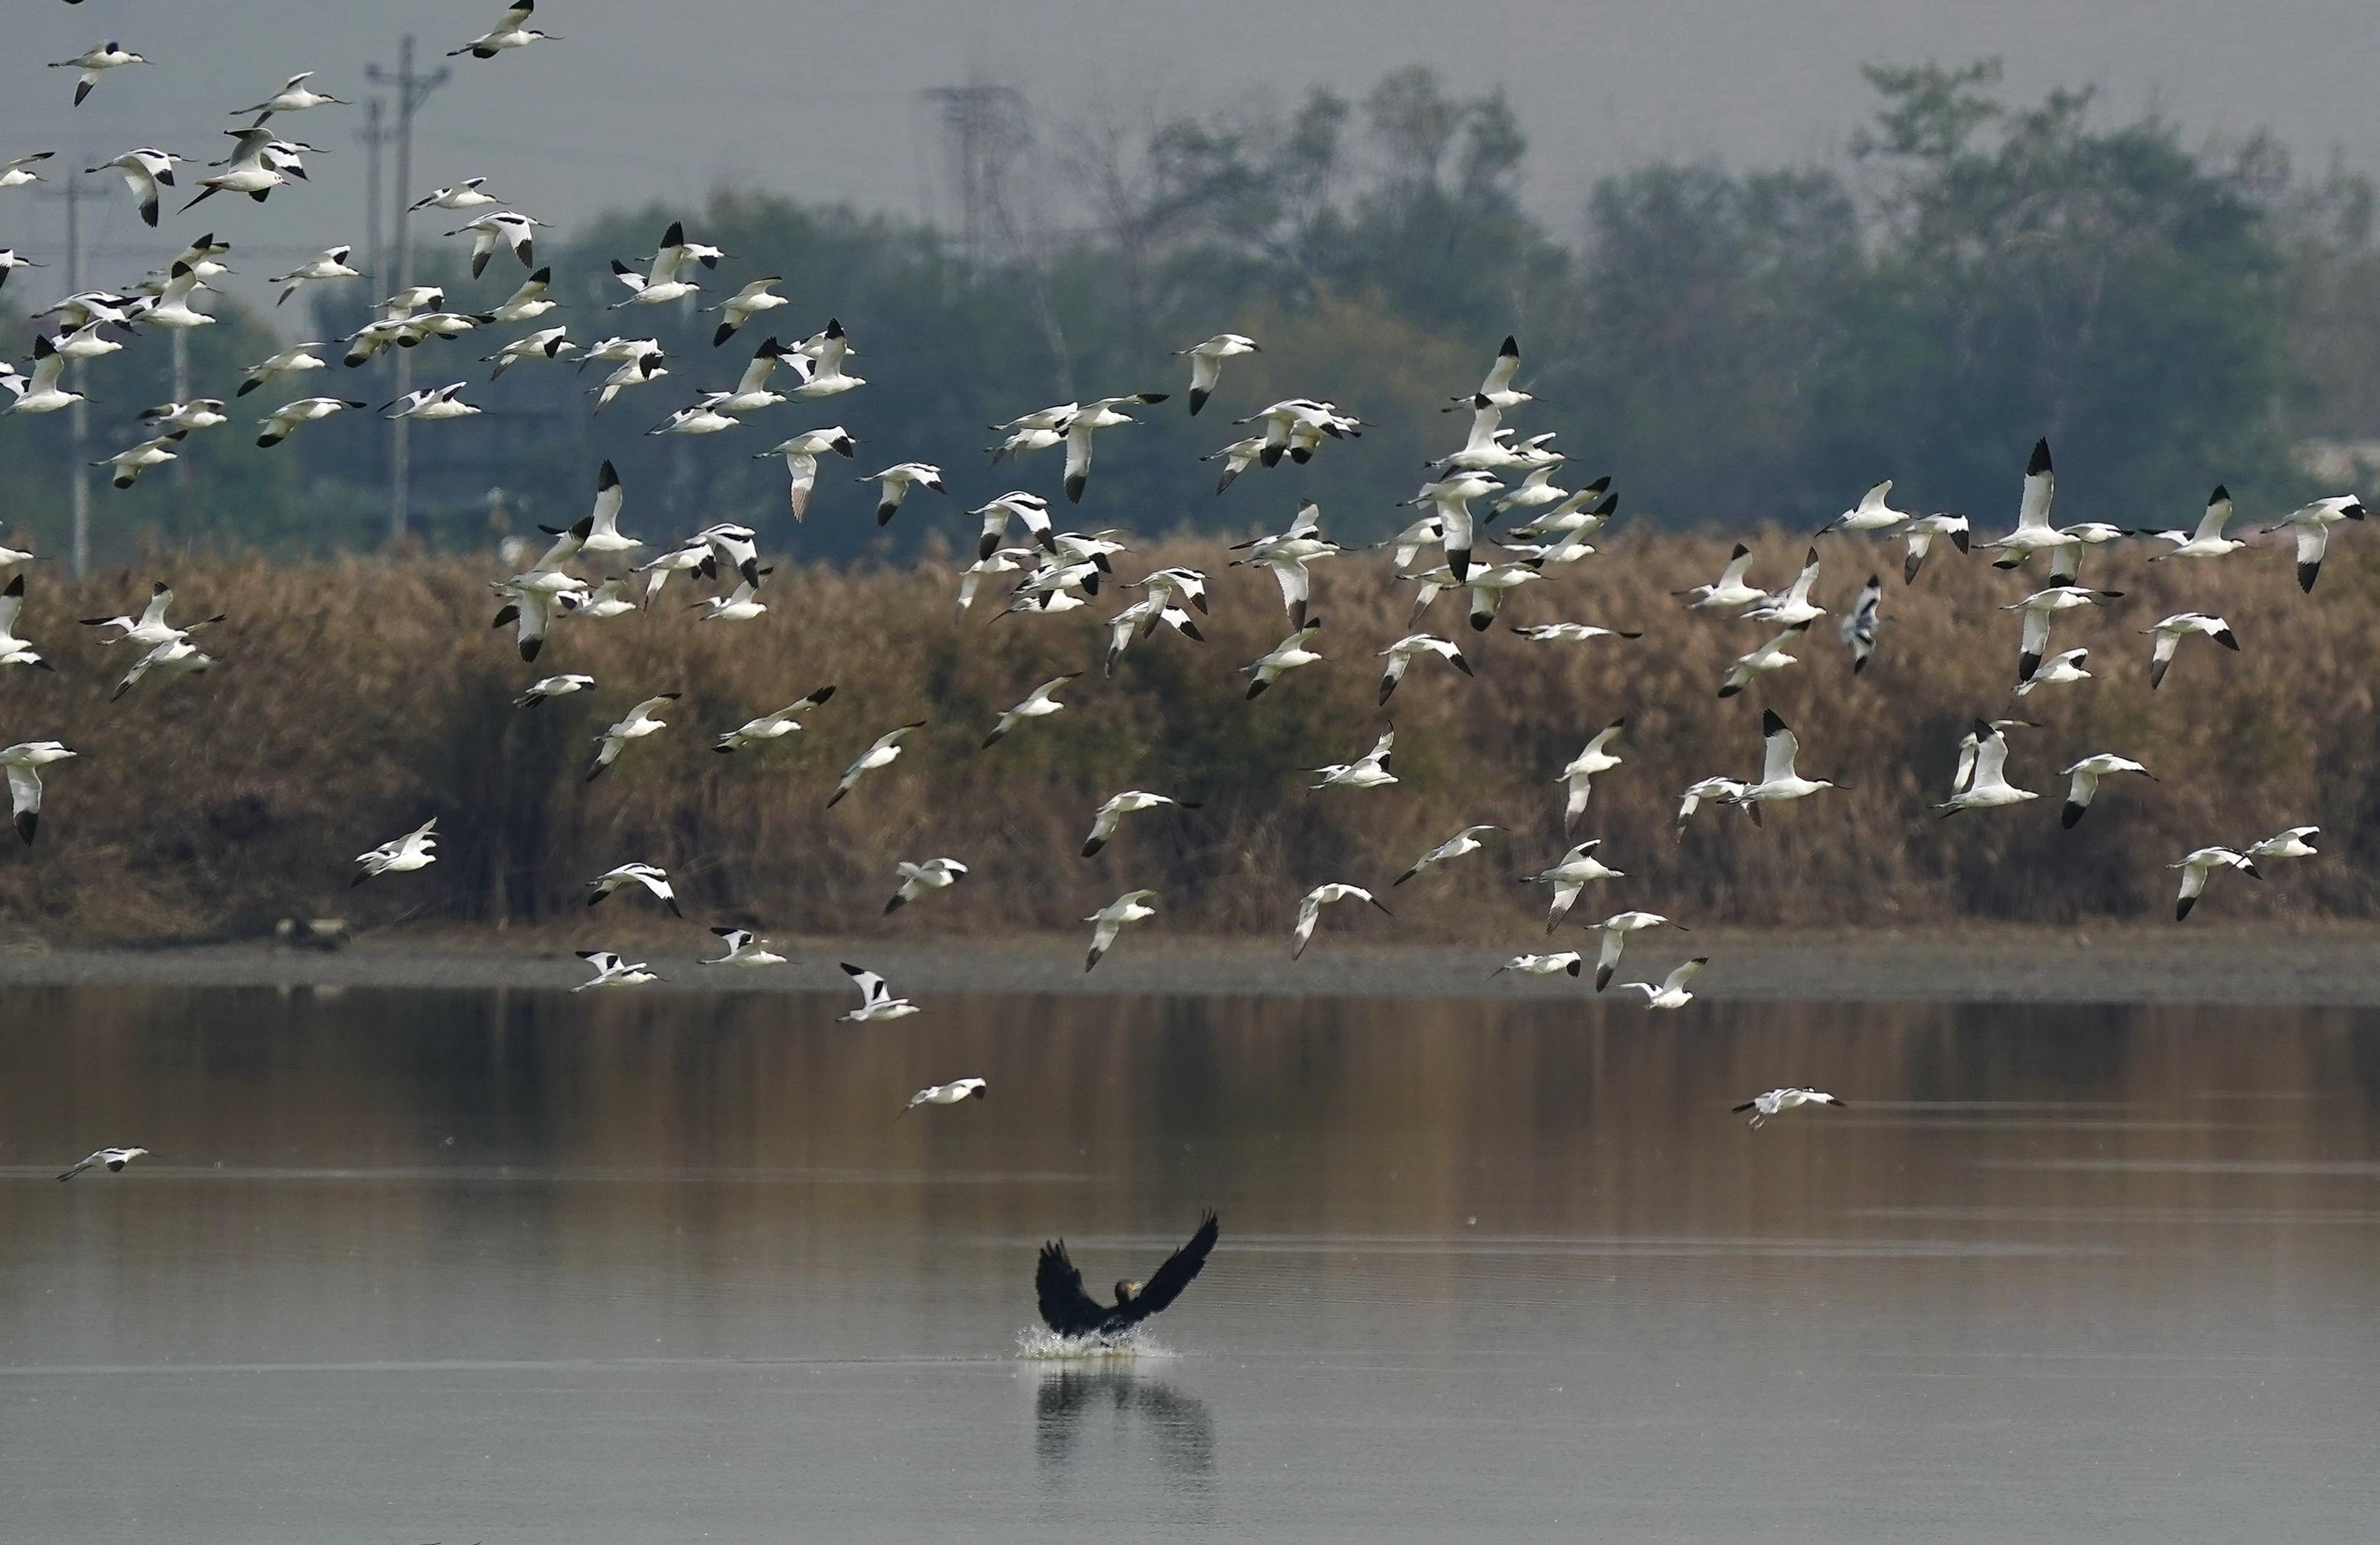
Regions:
[[1013, 1326, 1174, 1362]]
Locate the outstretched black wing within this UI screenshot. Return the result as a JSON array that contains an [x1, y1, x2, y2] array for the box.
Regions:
[[1035, 1239, 1110, 1337], [1114, 1212, 1220, 1329]]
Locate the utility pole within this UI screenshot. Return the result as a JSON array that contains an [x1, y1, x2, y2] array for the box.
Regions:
[[364, 38, 448, 547], [357, 96, 388, 295], [34, 175, 91, 575]]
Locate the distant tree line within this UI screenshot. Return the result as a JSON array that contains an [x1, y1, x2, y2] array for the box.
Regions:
[[4, 59, 2376, 562]]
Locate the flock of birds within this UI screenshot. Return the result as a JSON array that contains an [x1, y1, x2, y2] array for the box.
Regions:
[[12, 1, 2361, 1340]]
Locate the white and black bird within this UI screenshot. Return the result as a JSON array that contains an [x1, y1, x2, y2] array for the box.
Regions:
[[1375, 633, 1469, 705], [4, 336, 86, 416], [0, 152, 54, 192], [1393, 824, 1497, 886], [2144, 487, 2246, 562], [110, 638, 216, 703], [1980, 439, 2064, 569], [1243, 621, 1325, 700], [0, 740, 76, 844], [1716, 623, 1812, 700], [256, 396, 364, 448], [899, 1079, 988, 1118], [2058, 754, 2155, 828], [57, 1146, 149, 1181], [85, 147, 180, 225], [1491, 952, 1581, 979], [1290, 883, 1392, 959], [2005, 585, 2123, 684], [1081, 791, 1196, 858], [757, 425, 858, 519], [828, 721, 927, 808], [1839, 574, 1883, 672], [92, 435, 183, 491], [410, 179, 496, 211], [1936, 720, 2037, 817], [448, 210, 543, 278], [451, 3, 560, 59], [886, 857, 968, 914], [1522, 841, 1624, 932], [586, 863, 683, 917], [1057, 394, 1167, 503], [1308, 725, 1396, 791], [515, 673, 594, 708], [2244, 826, 2320, 864], [609, 221, 703, 307], [1733, 1087, 1840, 1127], [2263, 496, 2366, 593], [984, 674, 1080, 748], [706, 276, 789, 346], [1176, 333, 1259, 415], [1899, 511, 1971, 583], [713, 685, 835, 752], [861, 462, 943, 527], [269, 245, 363, 307], [2173, 846, 2258, 922], [486, 325, 576, 379], [140, 397, 228, 434], [704, 928, 787, 968], [1675, 544, 1765, 610], [1083, 890, 1159, 971], [51, 41, 148, 106], [352, 817, 437, 884], [234, 72, 350, 123], [381, 382, 481, 421], [575, 951, 657, 991], [1586, 912, 1690, 992], [2143, 613, 2239, 690], [790, 318, 865, 397], [1614, 957, 1707, 1010], [1558, 718, 1627, 830], [0, 576, 50, 671], [2013, 647, 2091, 697], [840, 962, 920, 1022], [1729, 710, 1843, 818], [0, 249, 48, 290], [585, 693, 680, 782], [236, 341, 329, 397], [1674, 776, 1749, 839], [1816, 480, 1913, 536], [1743, 547, 1825, 627]]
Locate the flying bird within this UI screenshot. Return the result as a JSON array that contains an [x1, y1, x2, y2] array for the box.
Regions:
[[1587, 911, 1690, 992], [585, 863, 683, 917], [1292, 883, 1392, 958], [2142, 613, 2238, 690], [1035, 1213, 1220, 1340], [352, 817, 437, 884], [900, 1079, 988, 1119], [2058, 754, 2155, 828], [451, 3, 560, 59], [713, 686, 836, 752], [0, 741, 77, 844], [840, 963, 920, 1022], [1175, 333, 1258, 415], [1614, 956, 1707, 1010], [1733, 1088, 1840, 1128], [57, 1146, 149, 1181], [575, 951, 658, 991], [1084, 889, 1158, 971], [828, 721, 927, 807], [886, 857, 969, 914], [1522, 841, 1623, 932], [1393, 825, 1498, 886], [587, 694, 681, 782]]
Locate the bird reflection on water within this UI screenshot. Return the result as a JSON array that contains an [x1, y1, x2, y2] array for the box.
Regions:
[[1034, 1366, 1216, 1505]]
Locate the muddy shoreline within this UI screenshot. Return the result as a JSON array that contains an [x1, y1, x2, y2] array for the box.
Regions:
[[0, 924, 2372, 1004]]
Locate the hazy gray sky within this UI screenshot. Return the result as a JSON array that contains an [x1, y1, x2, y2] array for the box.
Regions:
[[6, 1, 2378, 321]]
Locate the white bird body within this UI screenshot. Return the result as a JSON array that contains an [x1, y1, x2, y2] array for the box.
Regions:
[[1376, 633, 1470, 704], [985, 674, 1080, 748], [2145, 488, 2246, 561], [1588, 911, 1690, 991], [410, 179, 497, 211], [93, 435, 182, 489], [1308, 725, 1396, 791], [1243, 623, 1325, 699], [1081, 792, 1195, 858], [1819, 479, 1914, 534], [1730, 710, 1841, 812], [1899, 511, 1971, 583], [840, 962, 920, 1021], [789, 320, 864, 397], [1493, 952, 1581, 978], [690, 578, 769, 623], [901, 1079, 989, 1117], [486, 326, 576, 378], [50, 42, 150, 106], [706, 277, 789, 346], [1177, 333, 1258, 415], [0, 153, 53, 192], [704, 929, 787, 968], [1734, 1087, 1839, 1126], [269, 246, 363, 307], [1675, 777, 1749, 837], [1055, 394, 1165, 503], [1558, 717, 1627, 830], [353, 817, 437, 883], [575, 951, 657, 991], [451, 3, 560, 60], [449, 210, 544, 278], [1291, 883, 1392, 958], [57, 1146, 150, 1181], [2172, 846, 2257, 921], [1742, 547, 1824, 627], [586, 862, 682, 917], [86, 147, 182, 226], [238, 343, 329, 396], [1936, 720, 2037, 815], [2263, 497, 2366, 593], [714, 686, 835, 752], [2244, 826, 2320, 863], [886, 857, 969, 914], [828, 721, 927, 807], [236, 71, 350, 121], [515, 673, 595, 708], [0, 740, 75, 845], [1717, 623, 1810, 699], [0, 576, 48, 672], [1394, 824, 1498, 886], [141, 398, 228, 434], [588, 694, 680, 781], [2142, 613, 2239, 690], [382, 383, 481, 422], [1615, 957, 1708, 1010], [2013, 647, 2091, 697], [2004, 585, 2123, 683], [256, 396, 364, 447], [1522, 841, 1624, 932], [2058, 753, 2154, 828], [759, 425, 858, 518], [863, 462, 944, 526], [1083, 890, 1159, 972], [6, 338, 85, 415]]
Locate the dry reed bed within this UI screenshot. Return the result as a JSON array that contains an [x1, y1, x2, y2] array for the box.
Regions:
[[0, 530, 2371, 945]]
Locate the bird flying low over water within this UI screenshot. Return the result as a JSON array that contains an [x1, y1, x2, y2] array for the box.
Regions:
[[1083, 890, 1158, 972], [575, 950, 657, 991], [1394, 825, 1498, 886], [703, 929, 787, 968], [2058, 754, 2154, 828], [1292, 883, 1392, 958], [886, 858, 969, 914], [1491, 951, 1581, 979], [57, 1146, 149, 1181], [1588, 912, 1690, 992], [1522, 841, 1623, 932], [900, 1079, 988, 1119], [828, 721, 926, 807], [1733, 1088, 1840, 1128], [1081, 791, 1196, 858], [840, 963, 920, 1021], [586, 863, 682, 917], [352, 817, 436, 884], [1614, 956, 1707, 1009], [1036, 1213, 1220, 1340], [2172, 846, 2258, 921]]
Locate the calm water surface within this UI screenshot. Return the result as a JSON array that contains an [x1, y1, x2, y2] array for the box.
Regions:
[[2, 986, 2376, 1543]]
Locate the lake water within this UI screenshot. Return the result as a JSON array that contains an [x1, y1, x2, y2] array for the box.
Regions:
[[3, 986, 2376, 1543]]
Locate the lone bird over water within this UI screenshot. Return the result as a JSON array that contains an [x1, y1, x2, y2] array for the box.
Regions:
[[1036, 1213, 1220, 1340]]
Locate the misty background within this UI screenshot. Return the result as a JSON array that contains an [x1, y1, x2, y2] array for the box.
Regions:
[[4, 0, 2380, 562]]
